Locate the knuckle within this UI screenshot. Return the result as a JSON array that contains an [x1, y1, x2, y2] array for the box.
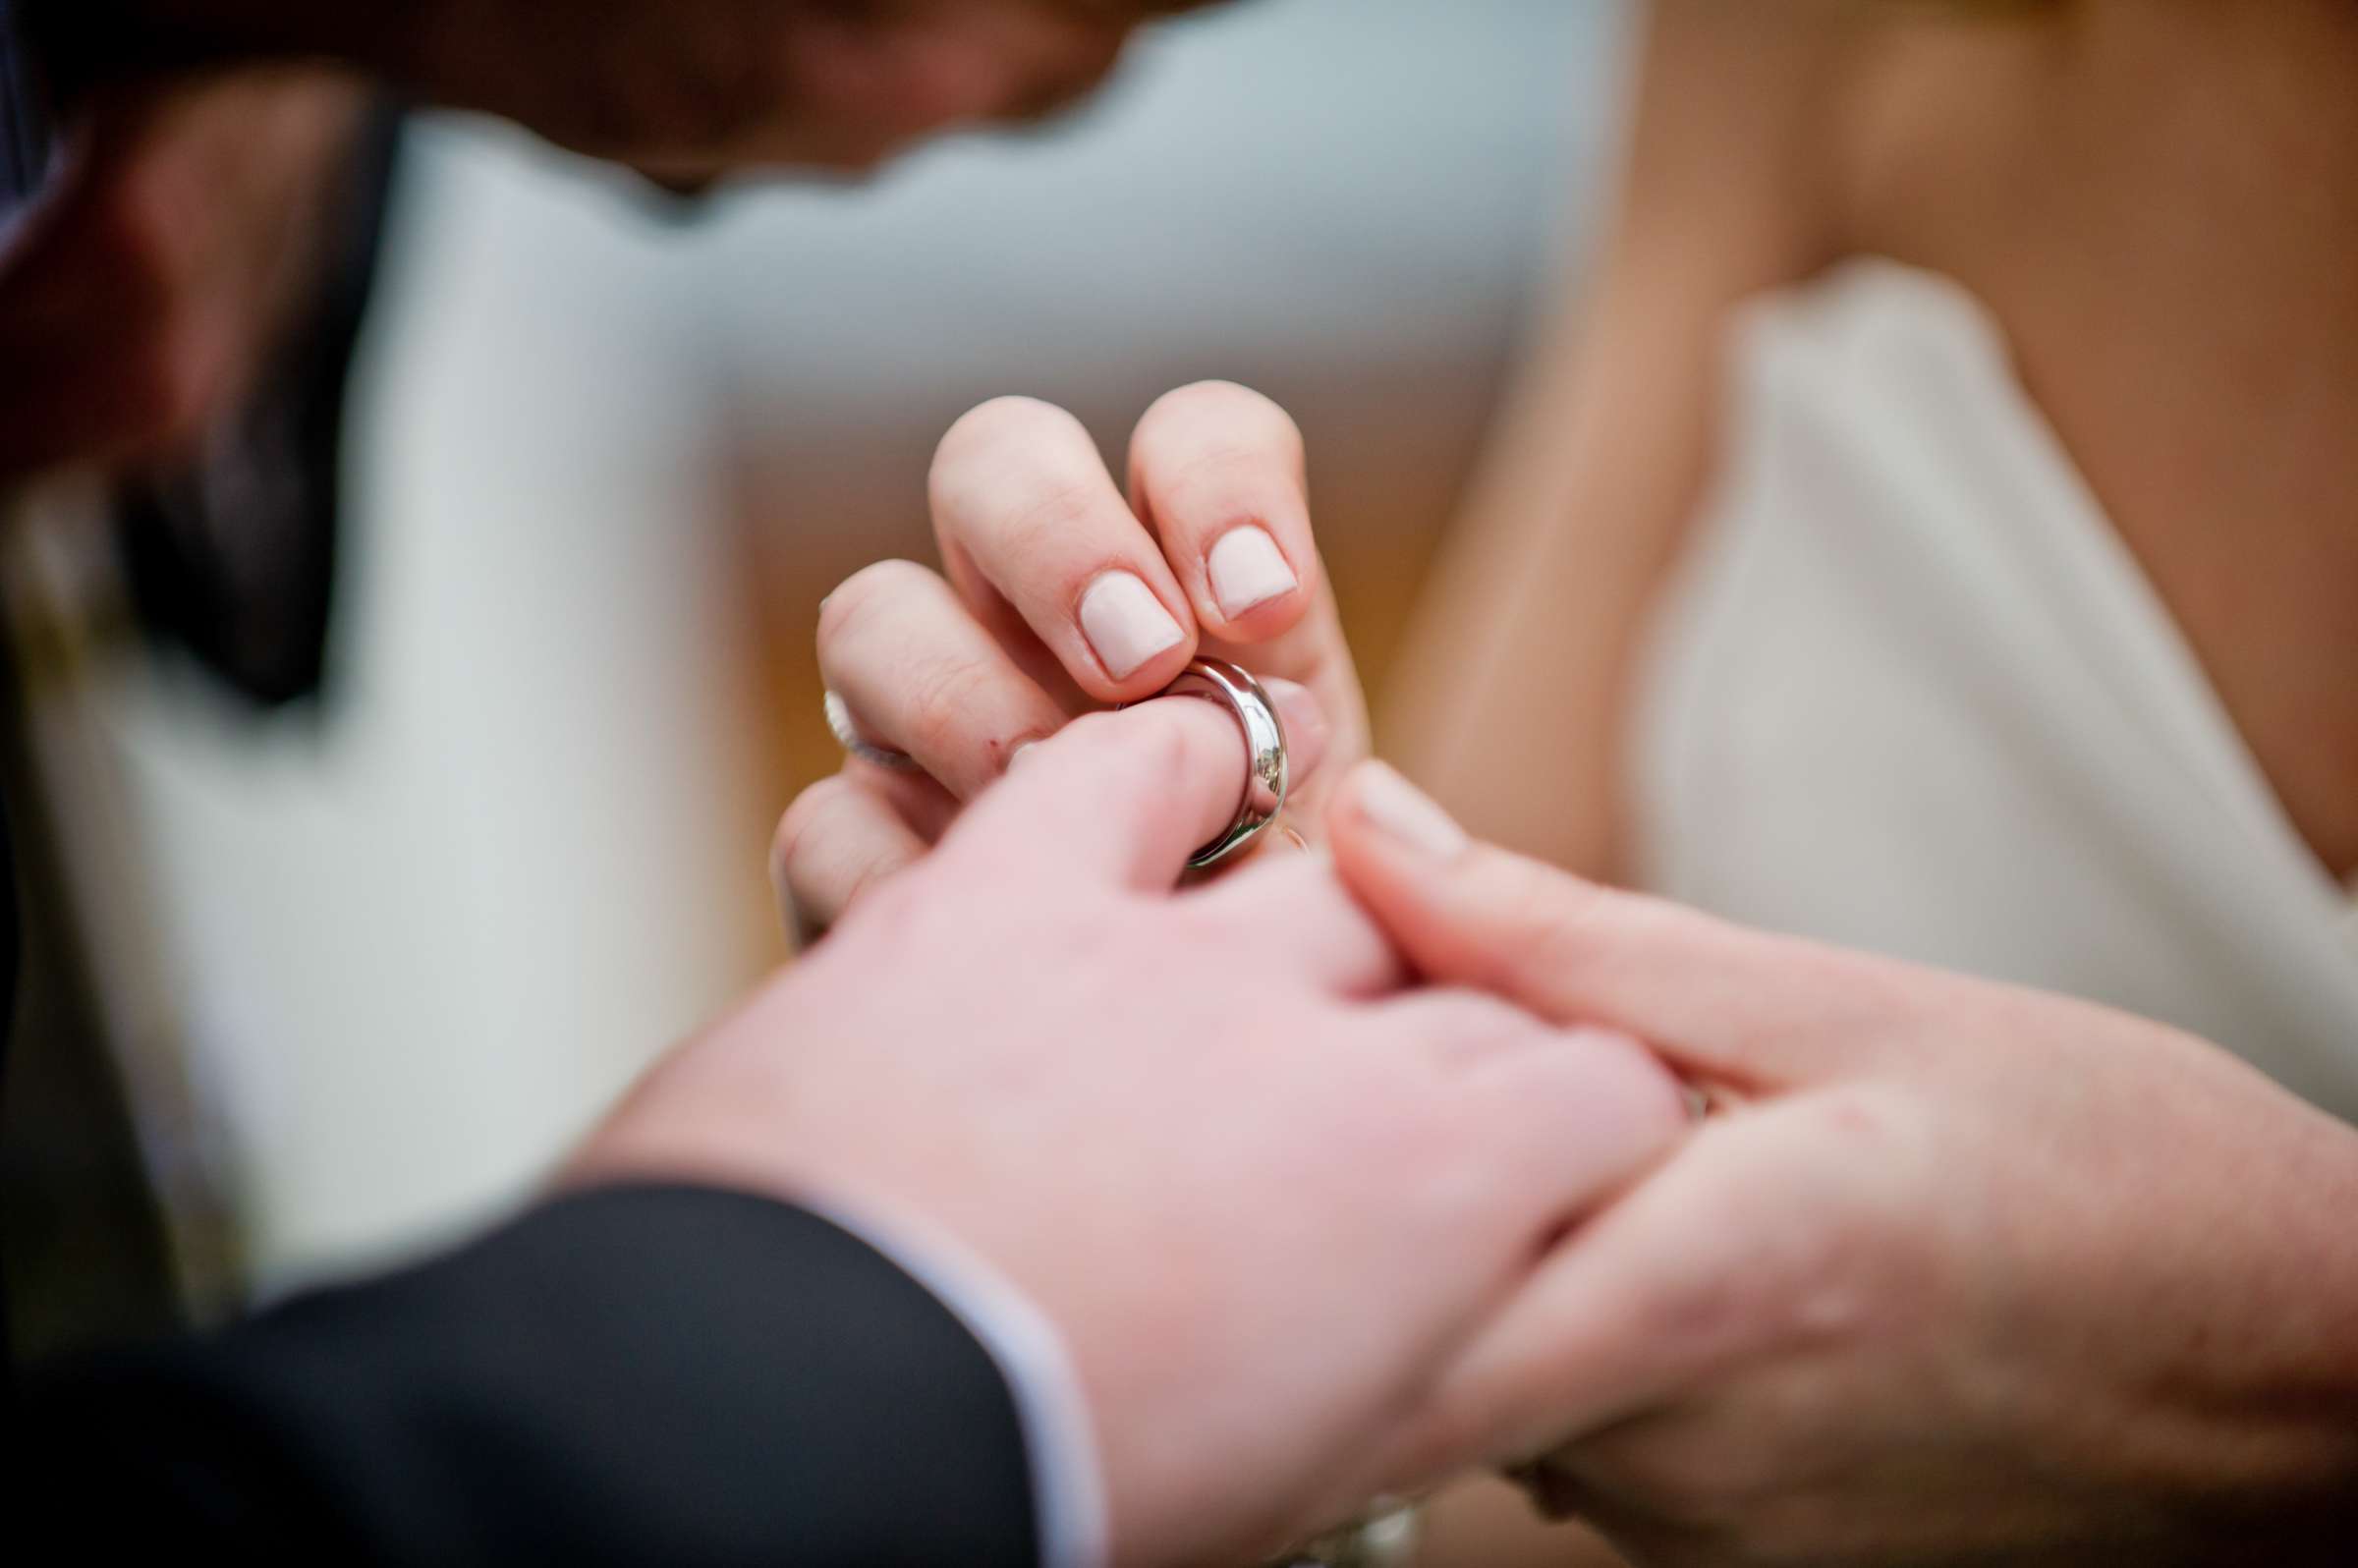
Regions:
[[817, 559, 936, 652], [1335, 1041, 1459, 1152], [1571, 1029, 1693, 1143], [1785, 1093, 1944, 1334], [1151, 459, 1270, 537], [900, 657, 995, 757], [1056, 705, 1190, 801], [1605, 1220, 1782, 1368], [932, 396, 1085, 495], [1049, 705, 1126, 756], [1138, 700, 1216, 793], [1005, 476, 1117, 564], [1304, 1084, 1431, 1192], [1423, 990, 1548, 1070], [1140, 379, 1298, 448], [770, 776, 857, 887]]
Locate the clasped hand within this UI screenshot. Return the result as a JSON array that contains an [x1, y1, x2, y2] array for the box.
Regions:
[[595, 387, 2358, 1567]]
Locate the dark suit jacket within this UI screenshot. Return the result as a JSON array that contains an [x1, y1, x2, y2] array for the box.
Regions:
[[21, 1185, 1044, 1562], [4, 15, 1048, 1563]]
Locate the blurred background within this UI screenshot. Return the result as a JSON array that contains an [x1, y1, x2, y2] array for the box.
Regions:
[[5, 0, 1630, 1337], [19, 5, 2358, 1563]]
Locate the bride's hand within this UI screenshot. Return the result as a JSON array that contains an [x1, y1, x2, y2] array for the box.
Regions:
[[775, 381, 1371, 938]]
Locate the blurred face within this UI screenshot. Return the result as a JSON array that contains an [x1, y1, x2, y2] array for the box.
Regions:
[[316, 0, 1210, 178], [0, 1, 1217, 480]]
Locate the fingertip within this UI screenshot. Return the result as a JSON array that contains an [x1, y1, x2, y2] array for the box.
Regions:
[[1328, 764, 1582, 1007], [770, 775, 927, 944], [931, 395, 1089, 487], [769, 777, 841, 895], [1331, 760, 1472, 864], [1258, 675, 1330, 784]]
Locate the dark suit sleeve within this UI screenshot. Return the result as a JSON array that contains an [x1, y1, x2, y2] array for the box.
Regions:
[[20, 1185, 1043, 1565]]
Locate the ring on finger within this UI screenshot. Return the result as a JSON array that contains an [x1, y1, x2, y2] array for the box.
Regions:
[[823, 689, 926, 774], [1151, 657, 1288, 870]]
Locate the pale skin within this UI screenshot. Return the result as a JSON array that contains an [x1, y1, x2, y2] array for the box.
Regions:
[[777, 381, 1376, 935], [8, 7, 1716, 1558], [1389, 0, 2358, 884], [583, 700, 1690, 1568], [1380, 7, 2358, 1546], [1325, 766, 2358, 1565], [788, 346, 2358, 1558], [24, 0, 2358, 1555]]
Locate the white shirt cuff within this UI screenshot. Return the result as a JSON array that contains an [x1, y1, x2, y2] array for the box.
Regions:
[[806, 1196, 1110, 1568]]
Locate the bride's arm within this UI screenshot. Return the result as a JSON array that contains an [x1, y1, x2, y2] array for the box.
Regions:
[[1382, 0, 1858, 881]]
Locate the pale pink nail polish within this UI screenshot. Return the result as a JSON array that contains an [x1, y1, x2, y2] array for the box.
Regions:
[[1354, 762, 1469, 860], [1080, 573, 1185, 680], [1207, 527, 1298, 619]]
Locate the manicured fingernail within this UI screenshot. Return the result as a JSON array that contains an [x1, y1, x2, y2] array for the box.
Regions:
[[1207, 527, 1298, 619], [1006, 740, 1041, 773], [1352, 761, 1469, 860], [1080, 572, 1185, 680]]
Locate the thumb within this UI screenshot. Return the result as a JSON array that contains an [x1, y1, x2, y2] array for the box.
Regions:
[[943, 676, 1328, 893], [1326, 762, 1876, 1089]]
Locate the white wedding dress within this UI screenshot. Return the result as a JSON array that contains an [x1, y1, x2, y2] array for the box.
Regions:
[[1629, 260, 2358, 1120]]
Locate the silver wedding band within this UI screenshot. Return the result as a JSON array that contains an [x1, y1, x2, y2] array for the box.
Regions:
[[823, 689, 926, 773], [1156, 657, 1289, 870], [826, 657, 1288, 868], [1282, 1502, 1421, 1568]]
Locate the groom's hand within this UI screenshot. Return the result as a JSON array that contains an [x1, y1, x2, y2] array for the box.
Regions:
[[578, 700, 1689, 1567]]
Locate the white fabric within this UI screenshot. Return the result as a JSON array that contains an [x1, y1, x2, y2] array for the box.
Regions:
[[809, 1198, 1108, 1568], [1630, 260, 2358, 1120]]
